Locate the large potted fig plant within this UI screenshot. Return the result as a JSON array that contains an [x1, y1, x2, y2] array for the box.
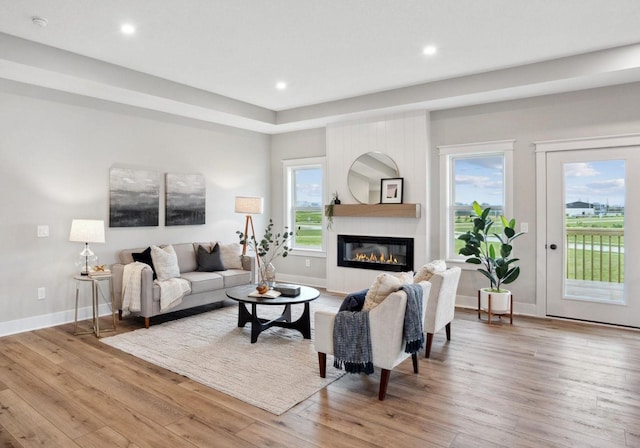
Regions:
[[458, 201, 524, 313]]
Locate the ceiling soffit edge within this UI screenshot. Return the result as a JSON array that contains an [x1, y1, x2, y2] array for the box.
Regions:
[[2, 33, 640, 134]]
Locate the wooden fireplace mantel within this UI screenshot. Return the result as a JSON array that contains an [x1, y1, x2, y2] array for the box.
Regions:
[[325, 203, 421, 218]]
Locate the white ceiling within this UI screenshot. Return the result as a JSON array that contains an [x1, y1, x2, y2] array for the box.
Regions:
[[1, 0, 640, 132]]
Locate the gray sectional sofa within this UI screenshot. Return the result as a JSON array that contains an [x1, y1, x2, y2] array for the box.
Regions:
[[112, 242, 254, 328]]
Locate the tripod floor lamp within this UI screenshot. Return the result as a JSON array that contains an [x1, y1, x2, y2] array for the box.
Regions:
[[235, 196, 264, 256]]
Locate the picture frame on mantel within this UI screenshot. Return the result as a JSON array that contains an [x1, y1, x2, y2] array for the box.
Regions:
[[380, 177, 404, 204]]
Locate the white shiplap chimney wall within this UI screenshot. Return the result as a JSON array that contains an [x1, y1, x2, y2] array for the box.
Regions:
[[326, 111, 430, 294]]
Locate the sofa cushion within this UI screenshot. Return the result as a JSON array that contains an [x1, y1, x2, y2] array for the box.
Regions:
[[363, 271, 413, 311], [220, 242, 243, 270], [173, 243, 198, 273], [193, 241, 213, 252], [217, 269, 252, 288], [120, 247, 147, 265], [196, 243, 226, 272], [151, 245, 181, 281], [180, 271, 224, 294], [414, 260, 447, 283], [131, 247, 157, 280]]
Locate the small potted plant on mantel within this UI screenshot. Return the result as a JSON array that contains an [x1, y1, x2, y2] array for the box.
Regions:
[[458, 201, 524, 313], [325, 191, 340, 230]]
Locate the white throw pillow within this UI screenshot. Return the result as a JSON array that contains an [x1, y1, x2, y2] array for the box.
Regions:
[[362, 271, 414, 311], [150, 245, 180, 281], [414, 260, 447, 283], [395, 271, 414, 284], [219, 242, 243, 270]]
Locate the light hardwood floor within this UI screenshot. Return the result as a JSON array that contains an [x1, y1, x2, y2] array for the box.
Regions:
[[0, 294, 639, 448]]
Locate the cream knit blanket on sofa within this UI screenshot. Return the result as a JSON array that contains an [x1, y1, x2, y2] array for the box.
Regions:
[[122, 262, 190, 313], [156, 277, 191, 311], [122, 262, 146, 312]]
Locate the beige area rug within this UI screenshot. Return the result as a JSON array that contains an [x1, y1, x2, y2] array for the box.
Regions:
[[101, 296, 345, 415]]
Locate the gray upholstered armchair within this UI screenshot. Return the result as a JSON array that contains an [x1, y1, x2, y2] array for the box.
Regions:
[[314, 281, 431, 400]]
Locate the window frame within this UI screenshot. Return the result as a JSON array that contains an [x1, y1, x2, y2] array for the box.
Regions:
[[282, 156, 327, 258], [438, 140, 515, 263]]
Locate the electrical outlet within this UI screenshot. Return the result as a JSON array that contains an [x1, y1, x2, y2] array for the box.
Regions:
[[37, 287, 46, 300], [305, 259, 311, 268], [521, 222, 529, 233]]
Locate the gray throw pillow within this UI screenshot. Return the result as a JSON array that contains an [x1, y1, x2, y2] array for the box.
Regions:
[[196, 243, 226, 272]]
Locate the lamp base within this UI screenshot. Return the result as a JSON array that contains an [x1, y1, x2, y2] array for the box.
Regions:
[[76, 250, 97, 277]]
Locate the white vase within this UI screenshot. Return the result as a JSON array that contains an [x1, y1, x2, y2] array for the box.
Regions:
[[479, 288, 511, 313]]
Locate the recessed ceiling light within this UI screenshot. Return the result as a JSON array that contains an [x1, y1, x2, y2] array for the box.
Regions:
[[422, 45, 437, 56], [121, 24, 136, 35], [276, 82, 287, 90]]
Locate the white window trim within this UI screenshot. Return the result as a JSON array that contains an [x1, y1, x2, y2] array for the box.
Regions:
[[438, 139, 515, 264], [282, 156, 327, 258], [533, 132, 640, 318]]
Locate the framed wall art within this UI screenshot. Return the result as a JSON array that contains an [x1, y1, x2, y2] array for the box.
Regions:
[[380, 177, 404, 204], [109, 168, 160, 227], [165, 173, 206, 226]]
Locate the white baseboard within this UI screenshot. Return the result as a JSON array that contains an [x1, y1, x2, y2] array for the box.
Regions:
[[0, 303, 114, 338], [1, 289, 540, 338], [276, 274, 326, 290]]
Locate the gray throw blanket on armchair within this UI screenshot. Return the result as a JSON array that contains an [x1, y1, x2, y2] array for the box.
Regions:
[[333, 310, 374, 374], [401, 283, 425, 354], [333, 284, 424, 375]]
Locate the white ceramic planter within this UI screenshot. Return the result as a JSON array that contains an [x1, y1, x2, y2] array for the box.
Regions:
[[479, 288, 512, 314]]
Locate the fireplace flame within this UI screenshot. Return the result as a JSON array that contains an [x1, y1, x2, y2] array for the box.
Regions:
[[353, 252, 399, 264]]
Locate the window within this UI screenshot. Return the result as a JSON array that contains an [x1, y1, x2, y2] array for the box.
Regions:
[[438, 140, 514, 261], [283, 157, 326, 255]]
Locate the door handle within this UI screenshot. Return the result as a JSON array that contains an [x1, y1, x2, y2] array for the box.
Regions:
[[549, 244, 558, 250]]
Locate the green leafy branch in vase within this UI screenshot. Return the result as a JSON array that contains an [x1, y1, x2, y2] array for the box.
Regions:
[[236, 218, 292, 269]]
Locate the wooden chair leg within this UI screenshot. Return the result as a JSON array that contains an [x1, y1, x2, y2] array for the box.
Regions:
[[318, 352, 327, 378], [445, 322, 451, 341], [379, 369, 391, 400], [411, 353, 419, 373], [425, 333, 434, 358], [144, 317, 150, 329]]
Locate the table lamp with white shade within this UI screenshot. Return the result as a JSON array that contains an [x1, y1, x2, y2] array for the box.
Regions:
[[69, 219, 105, 275]]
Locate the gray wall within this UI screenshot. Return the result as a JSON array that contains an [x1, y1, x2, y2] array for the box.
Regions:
[[0, 81, 270, 334], [430, 81, 640, 306], [4, 75, 640, 332], [270, 81, 640, 311], [269, 128, 327, 286]]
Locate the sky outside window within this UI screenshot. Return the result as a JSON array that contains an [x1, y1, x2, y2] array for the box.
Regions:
[[295, 168, 322, 206], [564, 160, 625, 207], [454, 155, 504, 206]]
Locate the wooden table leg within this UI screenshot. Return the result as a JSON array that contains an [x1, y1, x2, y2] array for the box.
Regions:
[[237, 302, 252, 327]]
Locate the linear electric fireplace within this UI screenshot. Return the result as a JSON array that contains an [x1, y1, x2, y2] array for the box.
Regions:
[[337, 234, 414, 272]]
